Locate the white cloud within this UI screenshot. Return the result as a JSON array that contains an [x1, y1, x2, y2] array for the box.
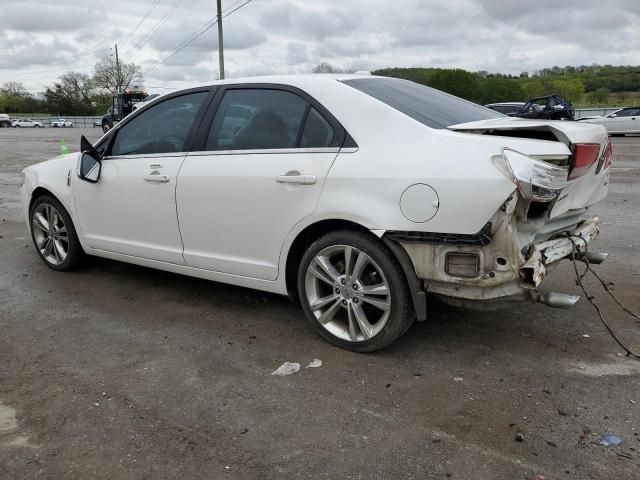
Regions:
[[0, 0, 637, 93]]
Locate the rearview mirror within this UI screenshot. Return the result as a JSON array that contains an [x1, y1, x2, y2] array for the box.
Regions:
[[79, 153, 101, 183]]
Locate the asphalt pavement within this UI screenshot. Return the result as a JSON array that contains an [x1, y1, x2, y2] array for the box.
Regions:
[[1, 127, 639, 479]]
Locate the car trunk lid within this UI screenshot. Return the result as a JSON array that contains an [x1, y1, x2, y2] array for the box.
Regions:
[[448, 117, 610, 218]]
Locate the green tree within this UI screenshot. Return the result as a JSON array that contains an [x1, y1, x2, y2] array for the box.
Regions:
[[552, 78, 584, 104], [477, 77, 524, 104], [428, 69, 478, 100], [44, 72, 96, 115], [588, 87, 610, 105], [0, 82, 36, 113], [520, 80, 545, 99]]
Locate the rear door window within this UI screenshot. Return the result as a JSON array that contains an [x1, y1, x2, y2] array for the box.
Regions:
[[206, 89, 307, 150], [300, 107, 335, 148]]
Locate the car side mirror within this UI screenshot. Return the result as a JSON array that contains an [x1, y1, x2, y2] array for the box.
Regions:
[[609, 113, 617, 118], [78, 135, 102, 183], [79, 153, 101, 183], [553, 104, 564, 110]]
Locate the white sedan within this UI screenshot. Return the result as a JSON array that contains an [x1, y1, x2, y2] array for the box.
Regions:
[[12, 118, 44, 128], [20, 75, 611, 351], [51, 118, 73, 128], [579, 107, 640, 135]]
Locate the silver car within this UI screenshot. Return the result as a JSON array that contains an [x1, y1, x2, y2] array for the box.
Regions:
[[579, 107, 640, 135]]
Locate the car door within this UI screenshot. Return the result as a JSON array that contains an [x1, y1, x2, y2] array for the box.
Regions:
[[604, 109, 629, 133], [73, 88, 211, 264], [618, 108, 639, 132], [176, 85, 346, 280]]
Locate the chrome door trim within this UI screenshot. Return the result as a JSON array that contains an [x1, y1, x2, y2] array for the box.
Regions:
[[102, 152, 188, 161], [187, 147, 340, 157]]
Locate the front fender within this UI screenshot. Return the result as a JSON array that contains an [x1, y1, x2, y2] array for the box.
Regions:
[[21, 153, 81, 222]]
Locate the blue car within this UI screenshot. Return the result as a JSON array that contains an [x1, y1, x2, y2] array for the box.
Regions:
[[513, 95, 574, 120]]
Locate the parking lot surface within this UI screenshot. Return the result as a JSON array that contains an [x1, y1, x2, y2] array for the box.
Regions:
[[1, 128, 639, 479]]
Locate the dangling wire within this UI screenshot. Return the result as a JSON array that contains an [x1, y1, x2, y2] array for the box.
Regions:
[[581, 259, 640, 323], [565, 235, 640, 359]]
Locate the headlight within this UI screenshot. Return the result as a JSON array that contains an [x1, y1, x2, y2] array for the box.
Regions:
[[492, 148, 568, 202]]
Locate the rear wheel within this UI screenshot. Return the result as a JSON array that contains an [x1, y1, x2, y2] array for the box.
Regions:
[[30, 195, 84, 271], [298, 230, 414, 352]]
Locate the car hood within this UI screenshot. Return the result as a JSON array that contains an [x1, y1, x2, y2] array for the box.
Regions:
[[448, 117, 607, 146]]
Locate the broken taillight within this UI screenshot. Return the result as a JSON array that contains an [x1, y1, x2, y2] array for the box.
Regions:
[[568, 143, 600, 180], [595, 141, 613, 174]]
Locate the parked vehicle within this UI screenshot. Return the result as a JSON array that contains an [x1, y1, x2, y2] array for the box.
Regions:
[[0, 113, 11, 128], [12, 118, 43, 128], [484, 102, 525, 115], [51, 118, 73, 128], [21, 75, 611, 352], [513, 95, 575, 120], [100, 88, 149, 133], [577, 107, 640, 135], [133, 93, 160, 112]]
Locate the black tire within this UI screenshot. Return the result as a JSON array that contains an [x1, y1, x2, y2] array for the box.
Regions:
[[29, 194, 85, 271], [102, 122, 110, 133], [297, 230, 414, 352]]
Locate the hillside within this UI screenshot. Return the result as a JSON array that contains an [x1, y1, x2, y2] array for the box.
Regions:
[[372, 65, 640, 107]]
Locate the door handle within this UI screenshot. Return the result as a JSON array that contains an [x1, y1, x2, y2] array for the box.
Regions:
[[144, 174, 170, 183], [275, 174, 317, 185]]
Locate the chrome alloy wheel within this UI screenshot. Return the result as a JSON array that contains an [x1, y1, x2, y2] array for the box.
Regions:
[[32, 203, 69, 266], [304, 245, 391, 342]]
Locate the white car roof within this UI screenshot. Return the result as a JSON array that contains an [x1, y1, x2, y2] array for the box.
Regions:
[[149, 74, 381, 97]]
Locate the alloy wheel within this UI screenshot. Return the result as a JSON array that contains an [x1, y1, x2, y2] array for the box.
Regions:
[[304, 245, 391, 342], [32, 203, 69, 266]]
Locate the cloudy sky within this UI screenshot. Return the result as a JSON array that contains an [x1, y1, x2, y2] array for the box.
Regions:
[[1, 0, 639, 94]]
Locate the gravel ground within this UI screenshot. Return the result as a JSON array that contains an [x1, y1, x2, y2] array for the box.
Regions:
[[1, 128, 639, 479]]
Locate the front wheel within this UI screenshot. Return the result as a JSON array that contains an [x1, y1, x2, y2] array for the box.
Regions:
[[102, 122, 110, 133], [298, 230, 414, 352], [30, 195, 84, 271]]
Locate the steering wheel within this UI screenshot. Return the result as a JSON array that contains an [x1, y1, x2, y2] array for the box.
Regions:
[[155, 134, 184, 152]]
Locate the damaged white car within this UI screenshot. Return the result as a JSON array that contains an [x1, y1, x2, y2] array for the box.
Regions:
[[20, 75, 611, 352]]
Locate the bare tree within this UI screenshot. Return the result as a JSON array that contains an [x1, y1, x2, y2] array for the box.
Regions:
[[1, 81, 29, 97], [44, 72, 96, 115], [93, 57, 143, 95], [312, 62, 343, 74]]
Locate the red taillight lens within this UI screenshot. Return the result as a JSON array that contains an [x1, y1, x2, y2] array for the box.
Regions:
[[569, 143, 600, 180], [596, 140, 613, 174]]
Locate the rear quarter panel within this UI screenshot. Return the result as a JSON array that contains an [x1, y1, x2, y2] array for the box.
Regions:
[[306, 82, 573, 235]]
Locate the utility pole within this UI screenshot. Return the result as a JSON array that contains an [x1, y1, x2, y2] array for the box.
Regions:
[[114, 43, 122, 94], [216, 0, 225, 79]]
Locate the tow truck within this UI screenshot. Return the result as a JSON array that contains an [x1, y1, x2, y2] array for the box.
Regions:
[[99, 88, 149, 133]]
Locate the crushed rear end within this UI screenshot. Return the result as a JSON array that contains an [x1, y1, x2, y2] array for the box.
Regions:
[[397, 117, 612, 309]]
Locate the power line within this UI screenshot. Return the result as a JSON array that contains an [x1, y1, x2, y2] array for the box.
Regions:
[[121, 0, 184, 58], [118, 0, 163, 49], [142, 0, 254, 75], [222, 0, 254, 18], [0, 0, 161, 73]]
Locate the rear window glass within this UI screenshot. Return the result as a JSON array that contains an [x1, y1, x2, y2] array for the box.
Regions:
[[342, 78, 502, 129]]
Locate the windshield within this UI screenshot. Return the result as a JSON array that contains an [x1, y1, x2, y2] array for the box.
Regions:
[[342, 77, 502, 129]]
